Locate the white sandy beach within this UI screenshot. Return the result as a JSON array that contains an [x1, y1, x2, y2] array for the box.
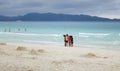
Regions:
[[0, 42, 120, 71]]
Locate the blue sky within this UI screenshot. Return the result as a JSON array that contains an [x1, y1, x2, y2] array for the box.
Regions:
[[0, 0, 120, 19]]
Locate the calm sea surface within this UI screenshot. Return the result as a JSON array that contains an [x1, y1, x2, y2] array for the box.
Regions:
[[0, 21, 120, 49]]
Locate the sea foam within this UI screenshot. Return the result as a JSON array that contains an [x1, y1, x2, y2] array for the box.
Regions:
[[78, 33, 110, 37], [0, 32, 61, 37]]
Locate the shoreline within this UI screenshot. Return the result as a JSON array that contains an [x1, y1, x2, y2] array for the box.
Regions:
[[4, 41, 120, 51], [0, 42, 120, 71]]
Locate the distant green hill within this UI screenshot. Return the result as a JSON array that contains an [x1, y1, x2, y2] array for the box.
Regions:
[[0, 13, 120, 21]]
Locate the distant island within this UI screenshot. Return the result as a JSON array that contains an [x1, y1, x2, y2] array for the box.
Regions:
[[0, 13, 120, 21]]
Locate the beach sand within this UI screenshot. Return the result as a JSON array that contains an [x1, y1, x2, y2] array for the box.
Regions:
[[0, 42, 120, 71]]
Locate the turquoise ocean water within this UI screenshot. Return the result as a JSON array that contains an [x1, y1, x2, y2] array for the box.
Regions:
[[0, 21, 120, 49]]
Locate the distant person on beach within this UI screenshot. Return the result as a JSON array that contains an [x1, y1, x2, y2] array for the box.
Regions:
[[25, 28, 27, 32], [69, 35, 73, 47], [18, 28, 20, 31], [63, 34, 69, 47], [8, 28, 11, 32], [4, 28, 7, 32], [63, 35, 66, 46]]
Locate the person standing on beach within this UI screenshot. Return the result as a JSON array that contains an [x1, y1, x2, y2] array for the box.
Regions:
[[63, 34, 69, 47], [69, 35, 73, 47], [25, 28, 27, 32], [63, 35, 66, 46]]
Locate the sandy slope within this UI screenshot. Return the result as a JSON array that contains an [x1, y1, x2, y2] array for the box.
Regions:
[[0, 42, 120, 71]]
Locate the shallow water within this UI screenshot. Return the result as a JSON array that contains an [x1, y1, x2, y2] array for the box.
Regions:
[[0, 21, 120, 49]]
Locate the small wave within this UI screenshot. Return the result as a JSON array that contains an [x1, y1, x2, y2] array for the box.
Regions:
[[0, 32, 61, 37], [78, 35, 90, 37], [78, 33, 109, 37], [79, 33, 109, 36], [23, 40, 58, 44], [0, 32, 36, 35]]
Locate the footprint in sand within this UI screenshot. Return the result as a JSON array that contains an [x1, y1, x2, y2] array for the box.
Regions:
[[0, 42, 7, 45], [29, 49, 38, 55], [81, 53, 100, 58], [16, 46, 27, 51], [37, 49, 46, 53], [80, 53, 109, 59], [27, 69, 33, 71], [52, 59, 75, 65], [0, 49, 9, 56], [29, 49, 46, 55]]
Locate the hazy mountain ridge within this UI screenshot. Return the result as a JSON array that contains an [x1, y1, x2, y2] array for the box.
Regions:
[[0, 13, 120, 21]]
